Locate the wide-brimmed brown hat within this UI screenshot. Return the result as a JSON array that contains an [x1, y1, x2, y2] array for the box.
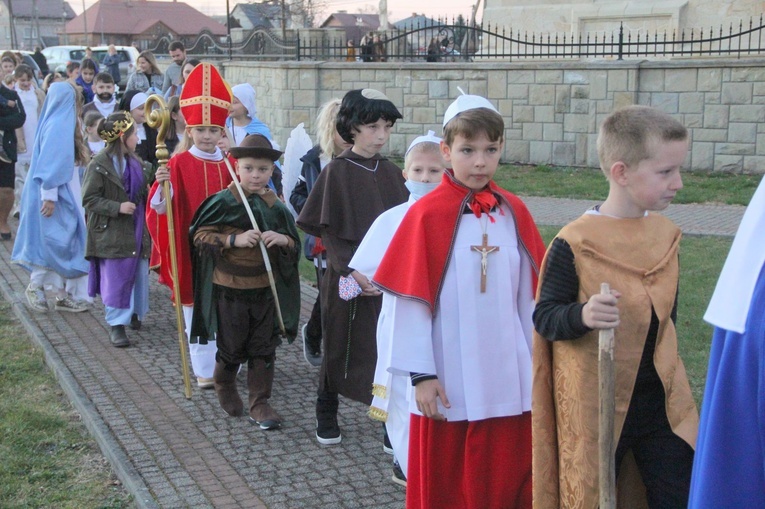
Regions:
[[229, 134, 283, 162]]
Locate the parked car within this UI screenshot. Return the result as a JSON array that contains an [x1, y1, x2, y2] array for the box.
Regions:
[[41, 45, 86, 72], [91, 45, 139, 89]]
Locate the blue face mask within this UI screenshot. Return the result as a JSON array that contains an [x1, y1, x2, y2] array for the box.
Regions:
[[405, 179, 440, 200]]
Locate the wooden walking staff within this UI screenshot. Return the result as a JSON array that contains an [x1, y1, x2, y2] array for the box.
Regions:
[[221, 158, 287, 336], [144, 94, 193, 399], [599, 282, 616, 508]]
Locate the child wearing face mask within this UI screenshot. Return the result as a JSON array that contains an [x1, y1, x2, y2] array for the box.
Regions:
[[349, 131, 447, 487]]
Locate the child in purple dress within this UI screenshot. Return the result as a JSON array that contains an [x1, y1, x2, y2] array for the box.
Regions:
[[82, 111, 152, 347]]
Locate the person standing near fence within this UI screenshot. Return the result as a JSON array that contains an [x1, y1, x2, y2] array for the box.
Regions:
[[161, 41, 186, 95]]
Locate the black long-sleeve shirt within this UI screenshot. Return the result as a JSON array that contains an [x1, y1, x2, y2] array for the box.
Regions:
[[533, 237, 678, 385]]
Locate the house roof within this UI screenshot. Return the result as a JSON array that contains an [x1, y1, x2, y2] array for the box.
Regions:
[[320, 12, 393, 31], [394, 14, 441, 30], [232, 2, 280, 29], [65, 0, 227, 36], [7, 0, 76, 19]]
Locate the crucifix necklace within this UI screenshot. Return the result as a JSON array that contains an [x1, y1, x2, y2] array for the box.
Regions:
[[471, 215, 499, 293]]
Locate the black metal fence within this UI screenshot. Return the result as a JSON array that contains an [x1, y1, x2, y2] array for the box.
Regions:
[[149, 15, 765, 62]]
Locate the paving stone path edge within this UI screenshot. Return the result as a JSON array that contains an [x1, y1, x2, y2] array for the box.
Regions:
[[0, 277, 159, 509]]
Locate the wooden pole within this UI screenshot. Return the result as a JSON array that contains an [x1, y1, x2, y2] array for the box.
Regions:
[[221, 158, 287, 337], [599, 282, 616, 508], [144, 94, 193, 399]]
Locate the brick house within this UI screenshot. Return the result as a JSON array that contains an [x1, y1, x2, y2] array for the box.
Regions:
[[64, 0, 226, 48], [0, 0, 76, 49]]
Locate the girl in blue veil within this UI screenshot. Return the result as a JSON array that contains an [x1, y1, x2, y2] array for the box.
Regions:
[[11, 82, 92, 313]]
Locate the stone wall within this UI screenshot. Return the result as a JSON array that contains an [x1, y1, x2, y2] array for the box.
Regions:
[[221, 58, 765, 173]]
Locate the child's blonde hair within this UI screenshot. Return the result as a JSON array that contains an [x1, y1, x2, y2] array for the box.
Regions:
[[315, 98, 342, 157], [597, 105, 688, 175], [404, 141, 443, 172]]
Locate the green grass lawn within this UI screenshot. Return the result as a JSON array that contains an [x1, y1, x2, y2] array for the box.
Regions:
[[0, 303, 131, 509], [494, 164, 762, 206], [385, 158, 763, 206]]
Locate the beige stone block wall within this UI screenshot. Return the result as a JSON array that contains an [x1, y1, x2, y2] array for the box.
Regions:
[[220, 58, 765, 173]]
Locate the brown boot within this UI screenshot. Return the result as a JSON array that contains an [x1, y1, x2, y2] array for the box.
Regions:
[[213, 361, 243, 417], [248, 357, 282, 430]]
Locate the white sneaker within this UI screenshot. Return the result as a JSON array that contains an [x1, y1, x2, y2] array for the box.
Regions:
[[25, 284, 48, 312], [54, 296, 89, 313]]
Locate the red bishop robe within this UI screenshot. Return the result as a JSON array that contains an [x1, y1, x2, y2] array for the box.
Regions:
[[146, 151, 235, 305]]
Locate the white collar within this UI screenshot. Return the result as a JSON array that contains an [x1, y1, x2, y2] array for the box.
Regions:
[[704, 178, 765, 333], [189, 145, 223, 161]]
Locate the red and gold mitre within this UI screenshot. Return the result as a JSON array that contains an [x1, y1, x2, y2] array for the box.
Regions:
[[179, 63, 232, 128]]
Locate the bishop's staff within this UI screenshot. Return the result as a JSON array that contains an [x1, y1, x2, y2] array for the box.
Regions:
[[599, 282, 616, 509], [220, 158, 286, 336], [145, 94, 193, 399]]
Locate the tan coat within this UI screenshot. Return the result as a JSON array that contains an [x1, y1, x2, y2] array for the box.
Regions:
[[532, 213, 698, 509]]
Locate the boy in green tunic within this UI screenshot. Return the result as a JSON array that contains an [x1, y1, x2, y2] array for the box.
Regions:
[[189, 134, 301, 429]]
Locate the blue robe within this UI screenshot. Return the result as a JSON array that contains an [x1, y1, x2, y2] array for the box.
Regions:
[[11, 82, 89, 279], [688, 264, 765, 508]]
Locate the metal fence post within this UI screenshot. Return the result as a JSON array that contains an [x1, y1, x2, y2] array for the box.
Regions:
[[618, 22, 624, 60], [296, 34, 301, 61]]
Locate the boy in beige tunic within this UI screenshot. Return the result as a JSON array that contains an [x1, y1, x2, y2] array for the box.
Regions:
[[532, 106, 698, 509]]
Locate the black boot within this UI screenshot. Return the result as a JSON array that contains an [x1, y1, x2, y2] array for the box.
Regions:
[[315, 391, 341, 444], [129, 313, 142, 330], [109, 325, 129, 348], [214, 361, 243, 417]]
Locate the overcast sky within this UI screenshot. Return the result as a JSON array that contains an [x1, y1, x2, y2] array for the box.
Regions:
[[72, 0, 478, 24]]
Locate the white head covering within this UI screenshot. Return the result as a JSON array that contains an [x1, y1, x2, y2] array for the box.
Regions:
[[231, 83, 257, 117], [442, 87, 500, 127], [130, 92, 148, 112], [406, 130, 442, 156], [704, 177, 765, 333]]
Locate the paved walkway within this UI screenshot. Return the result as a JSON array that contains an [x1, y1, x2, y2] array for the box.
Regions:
[[0, 197, 744, 508]]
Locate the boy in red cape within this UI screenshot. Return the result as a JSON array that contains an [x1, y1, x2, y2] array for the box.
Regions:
[[146, 63, 235, 389], [373, 95, 545, 508]]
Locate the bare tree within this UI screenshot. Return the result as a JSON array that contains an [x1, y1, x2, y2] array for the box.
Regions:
[[287, 0, 327, 29]]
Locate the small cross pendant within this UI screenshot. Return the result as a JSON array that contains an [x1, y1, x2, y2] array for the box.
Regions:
[[471, 233, 499, 293]]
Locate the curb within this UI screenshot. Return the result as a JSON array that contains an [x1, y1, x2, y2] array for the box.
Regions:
[[0, 278, 159, 509]]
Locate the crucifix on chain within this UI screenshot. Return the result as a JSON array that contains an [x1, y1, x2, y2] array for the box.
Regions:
[[471, 233, 499, 293]]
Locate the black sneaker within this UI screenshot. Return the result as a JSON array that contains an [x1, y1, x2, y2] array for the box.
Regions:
[[302, 323, 323, 368], [316, 396, 342, 445], [130, 313, 142, 330], [315, 417, 342, 444], [392, 460, 407, 487], [383, 426, 394, 455]]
